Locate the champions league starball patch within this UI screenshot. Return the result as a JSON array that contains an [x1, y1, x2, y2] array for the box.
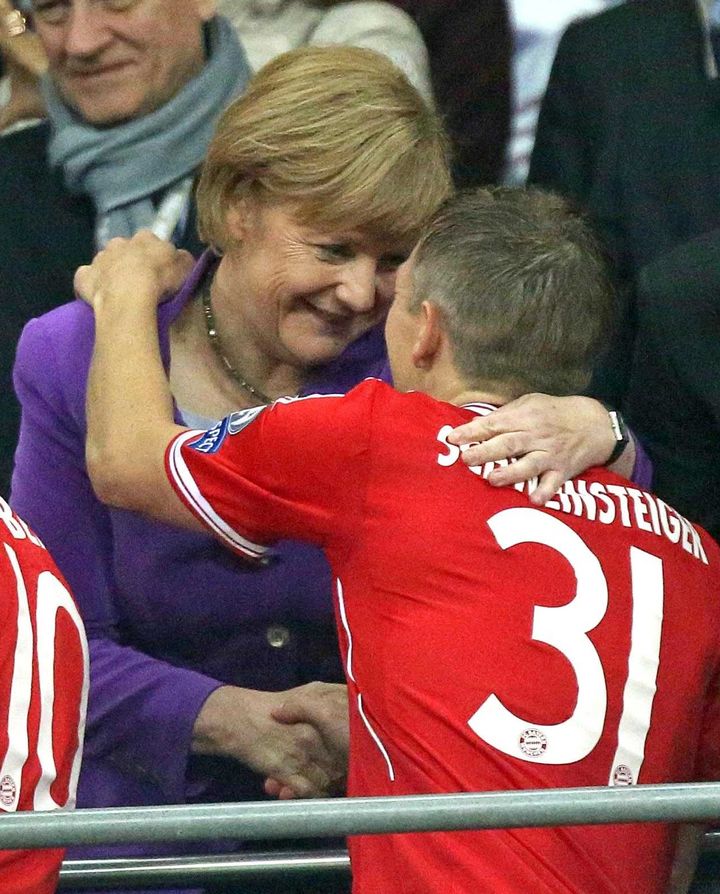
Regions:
[[188, 406, 266, 454], [227, 406, 266, 434]]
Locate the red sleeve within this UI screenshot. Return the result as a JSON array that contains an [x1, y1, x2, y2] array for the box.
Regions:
[[0, 500, 89, 893], [165, 380, 382, 559]]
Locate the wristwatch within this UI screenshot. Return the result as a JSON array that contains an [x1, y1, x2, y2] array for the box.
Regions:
[[599, 401, 629, 465]]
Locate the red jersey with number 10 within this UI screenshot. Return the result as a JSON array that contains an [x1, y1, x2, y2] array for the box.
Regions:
[[166, 379, 720, 894], [0, 496, 88, 894]]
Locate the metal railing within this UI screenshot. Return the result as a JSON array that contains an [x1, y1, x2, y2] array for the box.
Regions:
[[4, 783, 720, 849], [58, 835, 720, 890], [59, 849, 351, 889], [3, 784, 715, 889]]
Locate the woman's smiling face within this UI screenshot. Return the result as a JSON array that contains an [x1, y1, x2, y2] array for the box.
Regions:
[[216, 201, 411, 369]]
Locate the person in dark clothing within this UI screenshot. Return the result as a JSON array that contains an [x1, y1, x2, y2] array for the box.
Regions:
[[622, 230, 720, 546], [529, 0, 720, 405], [391, 0, 512, 186]]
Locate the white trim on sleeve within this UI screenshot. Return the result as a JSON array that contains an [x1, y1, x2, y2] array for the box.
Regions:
[[167, 430, 268, 559]]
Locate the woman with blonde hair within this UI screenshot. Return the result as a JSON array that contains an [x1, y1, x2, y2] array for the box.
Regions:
[[11, 45, 450, 891]]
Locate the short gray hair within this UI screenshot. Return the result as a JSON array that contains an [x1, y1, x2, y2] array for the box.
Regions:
[[411, 187, 614, 398]]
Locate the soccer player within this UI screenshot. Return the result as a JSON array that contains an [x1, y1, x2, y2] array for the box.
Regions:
[[0, 495, 88, 893], [82, 188, 720, 894]]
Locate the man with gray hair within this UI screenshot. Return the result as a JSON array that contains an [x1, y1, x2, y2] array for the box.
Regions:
[[0, 0, 250, 492], [81, 187, 720, 893]]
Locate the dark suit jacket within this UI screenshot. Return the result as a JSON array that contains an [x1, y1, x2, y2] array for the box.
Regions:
[[390, 0, 511, 186], [624, 231, 720, 544], [530, 0, 720, 276], [528, 0, 720, 404], [0, 122, 205, 496]]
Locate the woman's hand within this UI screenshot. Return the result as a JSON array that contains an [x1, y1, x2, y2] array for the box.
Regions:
[[192, 685, 346, 799], [74, 231, 195, 312], [448, 394, 633, 505], [265, 682, 349, 800]]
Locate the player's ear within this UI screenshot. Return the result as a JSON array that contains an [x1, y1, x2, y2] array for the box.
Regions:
[[412, 301, 443, 370]]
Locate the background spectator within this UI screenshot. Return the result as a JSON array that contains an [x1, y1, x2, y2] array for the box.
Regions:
[[505, 0, 622, 184], [528, 0, 720, 405], [217, 0, 433, 100], [0, 1, 251, 496], [390, 0, 513, 186], [624, 232, 720, 543], [529, 0, 713, 252]]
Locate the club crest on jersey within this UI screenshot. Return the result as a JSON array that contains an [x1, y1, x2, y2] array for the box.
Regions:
[[0, 774, 16, 807], [612, 764, 634, 786], [188, 406, 266, 454], [519, 728, 548, 758]]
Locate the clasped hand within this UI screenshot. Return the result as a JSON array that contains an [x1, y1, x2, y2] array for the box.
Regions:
[[0, 0, 47, 132], [193, 683, 348, 801]]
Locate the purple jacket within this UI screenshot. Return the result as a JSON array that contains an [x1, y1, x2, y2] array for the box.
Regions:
[[11, 253, 387, 877]]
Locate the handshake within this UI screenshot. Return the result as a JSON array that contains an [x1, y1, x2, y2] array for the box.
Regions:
[[192, 681, 350, 800]]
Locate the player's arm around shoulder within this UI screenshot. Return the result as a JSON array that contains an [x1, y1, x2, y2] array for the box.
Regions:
[[78, 235, 201, 532]]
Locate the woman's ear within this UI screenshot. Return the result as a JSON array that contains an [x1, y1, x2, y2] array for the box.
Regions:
[[224, 198, 252, 244]]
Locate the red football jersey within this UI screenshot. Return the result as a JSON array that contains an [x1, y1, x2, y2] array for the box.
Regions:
[[167, 379, 720, 894], [0, 497, 88, 894]]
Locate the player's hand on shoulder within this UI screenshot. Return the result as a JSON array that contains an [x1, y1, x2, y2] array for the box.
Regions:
[[74, 231, 194, 312], [447, 393, 620, 505]]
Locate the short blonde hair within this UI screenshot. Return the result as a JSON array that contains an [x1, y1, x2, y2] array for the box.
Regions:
[[196, 45, 452, 251]]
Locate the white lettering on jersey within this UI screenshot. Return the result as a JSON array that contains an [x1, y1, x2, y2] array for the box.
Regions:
[[0, 497, 43, 548], [436, 426, 708, 564], [467, 508, 663, 784], [33, 571, 89, 810], [435, 425, 539, 493], [469, 509, 608, 765]]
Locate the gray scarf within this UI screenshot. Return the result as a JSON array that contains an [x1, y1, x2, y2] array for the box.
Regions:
[[42, 16, 250, 247]]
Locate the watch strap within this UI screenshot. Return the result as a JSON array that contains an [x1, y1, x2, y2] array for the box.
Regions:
[[598, 401, 629, 465]]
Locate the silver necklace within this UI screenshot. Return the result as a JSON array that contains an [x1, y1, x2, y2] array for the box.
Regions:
[[201, 283, 273, 406]]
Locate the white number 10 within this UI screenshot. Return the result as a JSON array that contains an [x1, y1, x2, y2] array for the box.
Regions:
[[468, 508, 663, 785], [0, 544, 89, 811]]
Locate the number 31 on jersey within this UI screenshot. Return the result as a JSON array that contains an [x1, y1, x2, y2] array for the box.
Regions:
[[468, 507, 663, 787]]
